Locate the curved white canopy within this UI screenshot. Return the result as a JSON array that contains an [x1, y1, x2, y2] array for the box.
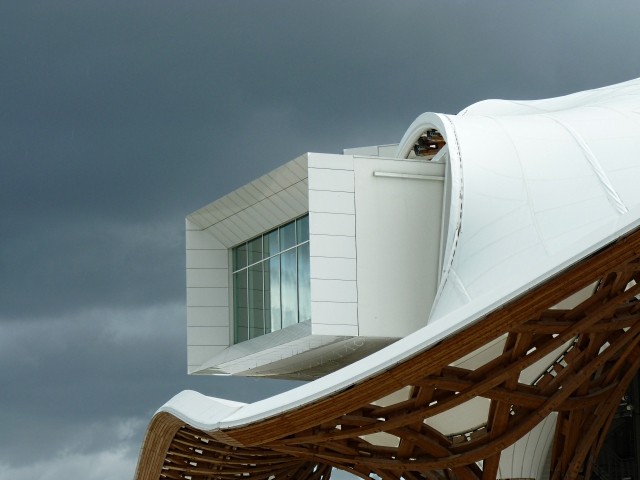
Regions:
[[156, 77, 640, 437]]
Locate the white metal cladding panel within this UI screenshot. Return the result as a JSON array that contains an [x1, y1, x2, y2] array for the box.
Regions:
[[232, 208, 272, 239], [245, 200, 284, 228], [343, 145, 399, 157], [218, 213, 254, 241], [250, 176, 279, 197], [310, 257, 357, 281], [353, 156, 444, 338], [187, 307, 229, 327], [204, 223, 236, 247], [232, 182, 263, 204], [227, 189, 258, 211], [308, 190, 355, 215], [291, 178, 309, 198], [186, 218, 205, 231], [377, 145, 398, 157], [187, 326, 230, 346], [308, 168, 355, 193], [308, 152, 354, 171], [343, 145, 378, 156], [287, 154, 309, 178], [309, 234, 356, 259], [250, 197, 293, 227], [186, 268, 228, 288], [187, 287, 229, 307], [311, 279, 357, 303], [311, 302, 358, 329], [312, 323, 358, 336], [188, 208, 214, 226], [186, 249, 228, 269], [272, 162, 304, 186], [188, 345, 227, 372], [261, 171, 289, 193], [284, 182, 309, 209], [186, 229, 226, 250], [310, 212, 356, 237], [306, 160, 358, 334], [266, 191, 304, 219], [212, 196, 244, 223], [189, 156, 309, 232]]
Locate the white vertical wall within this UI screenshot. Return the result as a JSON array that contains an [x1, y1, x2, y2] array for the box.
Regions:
[[307, 153, 445, 338], [308, 153, 359, 336], [185, 151, 446, 375], [186, 218, 230, 374], [353, 157, 444, 337]]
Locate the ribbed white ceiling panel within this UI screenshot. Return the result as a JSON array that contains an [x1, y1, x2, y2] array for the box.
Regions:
[[188, 156, 310, 247]]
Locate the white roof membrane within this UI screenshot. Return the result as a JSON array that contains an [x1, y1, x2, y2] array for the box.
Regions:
[[159, 77, 640, 439]]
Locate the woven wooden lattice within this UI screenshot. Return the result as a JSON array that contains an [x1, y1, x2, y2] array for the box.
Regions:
[[135, 226, 640, 480]]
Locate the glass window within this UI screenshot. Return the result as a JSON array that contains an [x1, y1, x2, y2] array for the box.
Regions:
[[248, 263, 264, 339], [296, 215, 309, 243], [297, 242, 311, 323], [233, 270, 248, 343], [265, 256, 281, 332], [280, 249, 298, 329], [264, 229, 279, 258], [280, 221, 296, 251], [232, 215, 310, 344], [233, 244, 247, 271], [247, 237, 262, 265]]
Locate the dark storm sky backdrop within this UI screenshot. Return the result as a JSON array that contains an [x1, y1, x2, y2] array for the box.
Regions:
[[1, 1, 640, 478]]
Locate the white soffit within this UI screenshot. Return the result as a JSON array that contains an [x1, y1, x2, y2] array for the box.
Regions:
[[188, 154, 309, 247]]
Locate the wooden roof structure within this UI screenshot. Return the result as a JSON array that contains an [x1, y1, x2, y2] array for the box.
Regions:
[[135, 223, 640, 479], [135, 78, 640, 480]]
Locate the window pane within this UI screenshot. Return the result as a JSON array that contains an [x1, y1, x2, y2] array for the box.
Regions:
[[248, 262, 265, 339], [264, 229, 279, 258], [233, 243, 247, 271], [265, 256, 281, 333], [297, 242, 311, 323], [233, 270, 248, 343], [247, 237, 262, 265], [280, 222, 296, 251], [233, 215, 310, 344], [280, 249, 298, 328], [296, 215, 309, 243]]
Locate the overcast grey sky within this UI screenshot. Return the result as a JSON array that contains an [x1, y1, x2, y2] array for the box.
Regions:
[[1, 1, 640, 479]]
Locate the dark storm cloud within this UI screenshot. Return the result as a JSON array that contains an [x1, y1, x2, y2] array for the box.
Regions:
[[2, 1, 640, 478], [0, 303, 300, 466], [0, 220, 183, 318]]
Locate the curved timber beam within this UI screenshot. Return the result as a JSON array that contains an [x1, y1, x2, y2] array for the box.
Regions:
[[136, 224, 640, 480]]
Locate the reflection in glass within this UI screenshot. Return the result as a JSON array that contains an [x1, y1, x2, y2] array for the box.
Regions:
[[297, 242, 311, 323], [248, 263, 264, 339], [280, 221, 296, 251], [281, 249, 298, 328], [233, 270, 248, 343], [247, 237, 262, 265], [296, 215, 309, 243], [264, 229, 279, 258], [266, 256, 281, 332], [232, 215, 311, 344], [233, 243, 247, 270]]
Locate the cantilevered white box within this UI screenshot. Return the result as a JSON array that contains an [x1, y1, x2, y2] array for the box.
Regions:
[[139, 78, 640, 480], [186, 146, 450, 378]]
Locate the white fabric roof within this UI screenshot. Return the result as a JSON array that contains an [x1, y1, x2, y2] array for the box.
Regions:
[[158, 77, 640, 432]]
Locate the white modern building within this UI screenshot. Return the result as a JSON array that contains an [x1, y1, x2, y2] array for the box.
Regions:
[[136, 78, 640, 480], [186, 140, 449, 379]]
